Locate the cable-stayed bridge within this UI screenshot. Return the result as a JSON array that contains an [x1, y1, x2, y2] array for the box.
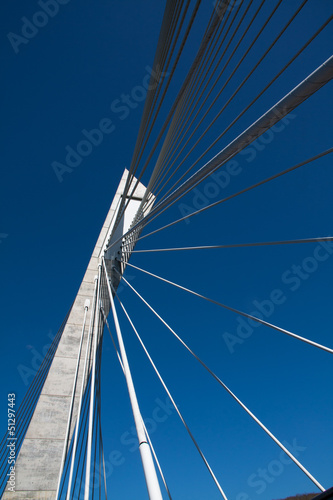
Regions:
[[1, 1, 333, 499]]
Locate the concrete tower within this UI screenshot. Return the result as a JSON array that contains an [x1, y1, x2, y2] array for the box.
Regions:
[[3, 170, 153, 499]]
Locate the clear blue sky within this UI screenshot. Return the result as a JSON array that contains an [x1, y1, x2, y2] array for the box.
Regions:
[[0, 1, 332, 499]]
